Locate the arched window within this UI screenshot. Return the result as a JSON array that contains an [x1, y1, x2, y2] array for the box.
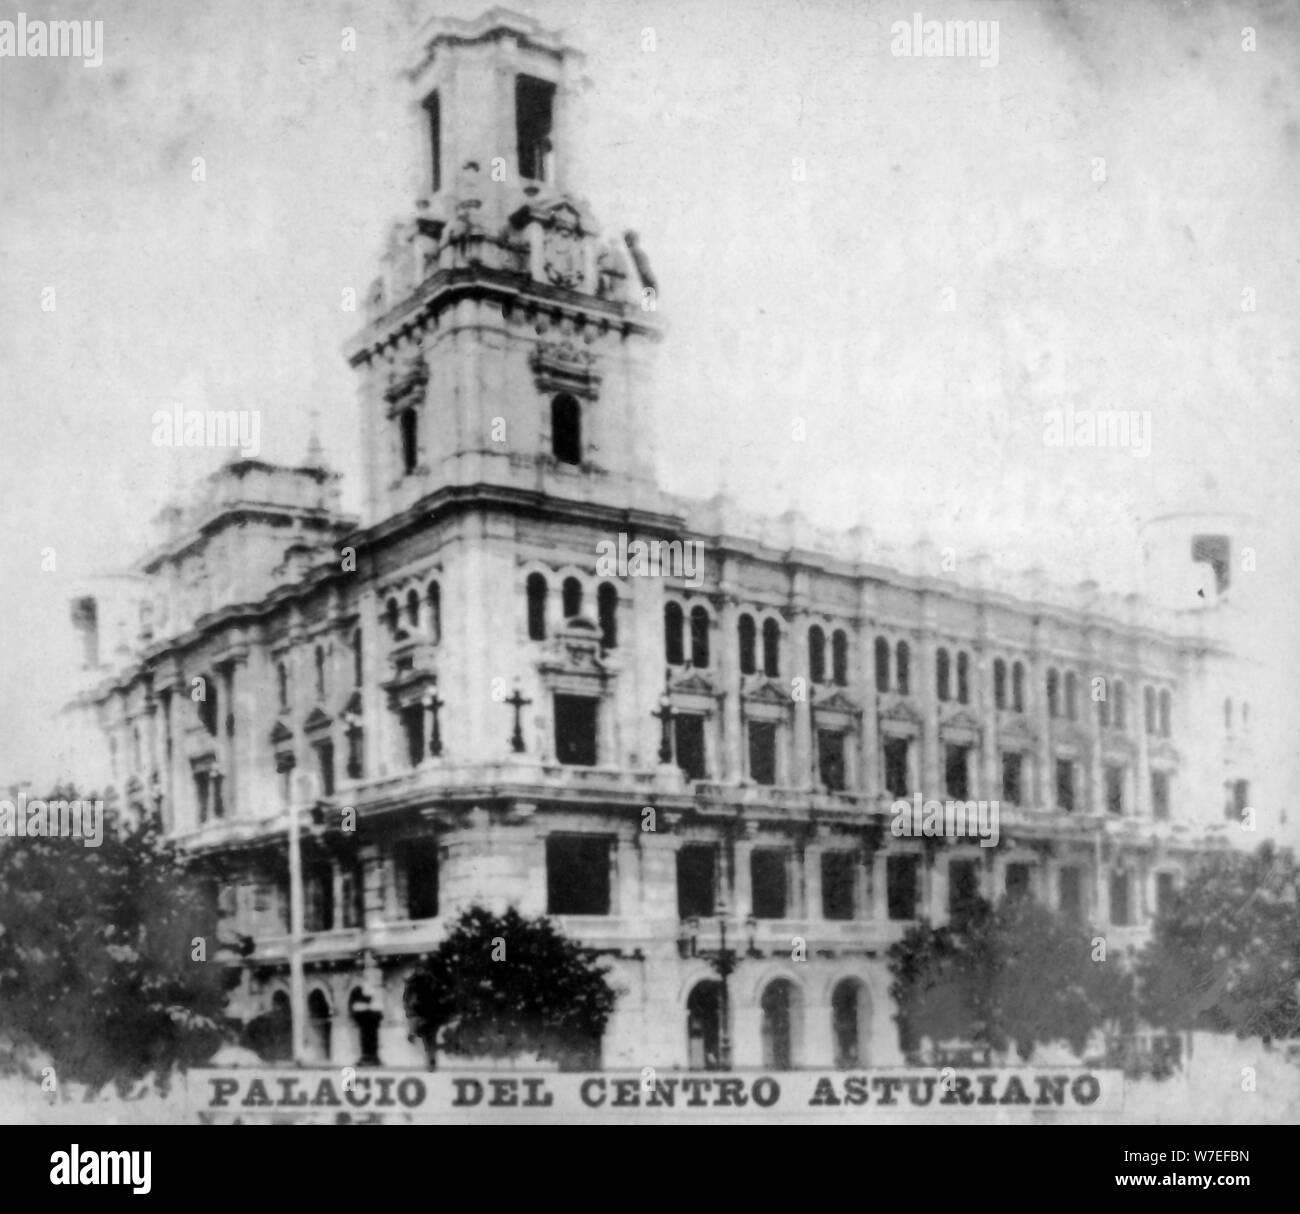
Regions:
[[1224, 697, 1233, 731], [307, 989, 332, 1064], [597, 583, 618, 649], [1114, 680, 1127, 730], [1144, 686, 1156, 735], [315, 645, 327, 701], [686, 980, 725, 1072], [1012, 661, 1025, 713], [1098, 683, 1111, 728], [562, 576, 583, 620], [664, 602, 685, 666], [808, 625, 826, 684], [762, 618, 781, 678], [993, 658, 1007, 710], [832, 630, 849, 687], [874, 637, 891, 693], [1064, 671, 1078, 721], [427, 582, 441, 645], [526, 573, 547, 641], [406, 589, 421, 632], [690, 606, 710, 668], [384, 597, 400, 639], [738, 614, 757, 676], [1159, 690, 1171, 738], [956, 651, 970, 704], [936, 648, 951, 702], [551, 393, 582, 465], [400, 407, 419, 475], [896, 641, 911, 695], [352, 631, 363, 687], [831, 978, 871, 1069], [760, 979, 801, 1071], [277, 662, 289, 711], [1047, 669, 1060, 718]]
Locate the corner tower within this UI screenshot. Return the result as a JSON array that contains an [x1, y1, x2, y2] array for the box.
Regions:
[[347, 9, 664, 527]]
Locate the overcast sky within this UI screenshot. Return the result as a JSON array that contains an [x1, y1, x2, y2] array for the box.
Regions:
[[2, 0, 1298, 781]]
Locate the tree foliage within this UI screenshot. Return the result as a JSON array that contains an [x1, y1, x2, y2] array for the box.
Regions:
[[404, 906, 618, 1069], [1137, 842, 1300, 1042], [887, 891, 1136, 1062], [0, 788, 229, 1094]]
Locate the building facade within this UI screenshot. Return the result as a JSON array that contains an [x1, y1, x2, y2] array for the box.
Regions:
[[61, 10, 1267, 1073]]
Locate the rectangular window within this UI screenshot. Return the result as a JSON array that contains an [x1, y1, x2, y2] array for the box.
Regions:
[[1006, 862, 1032, 901], [555, 695, 599, 767], [1232, 779, 1249, 817], [1056, 758, 1075, 813], [748, 721, 777, 786], [546, 835, 611, 916], [676, 844, 715, 920], [401, 704, 424, 767], [674, 714, 707, 782], [515, 75, 556, 182], [304, 861, 334, 934], [423, 91, 441, 193], [1059, 866, 1083, 921], [396, 838, 439, 921], [346, 729, 365, 781], [1156, 872, 1176, 918], [887, 855, 919, 921], [818, 730, 846, 792], [1109, 873, 1131, 926], [948, 858, 980, 916], [1002, 751, 1022, 805], [821, 852, 855, 920], [1151, 771, 1170, 820], [945, 743, 970, 799], [750, 849, 787, 919], [1105, 764, 1125, 816], [884, 736, 910, 798], [340, 865, 364, 930], [315, 739, 335, 798], [194, 771, 210, 824]]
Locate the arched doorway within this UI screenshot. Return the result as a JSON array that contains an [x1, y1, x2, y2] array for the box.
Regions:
[[831, 979, 872, 1069], [686, 981, 725, 1071], [760, 979, 802, 1070], [307, 989, 333, 1063]]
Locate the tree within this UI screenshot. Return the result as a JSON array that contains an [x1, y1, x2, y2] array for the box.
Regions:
[[1137, 842, 1300, 1042], [887, 891, 1136, 1063], [0, 787, 229, 1095], [404, 906, 619, 1069]]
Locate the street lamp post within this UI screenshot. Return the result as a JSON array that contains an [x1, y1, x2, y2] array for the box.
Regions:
[[678, 902, 757, 1071]]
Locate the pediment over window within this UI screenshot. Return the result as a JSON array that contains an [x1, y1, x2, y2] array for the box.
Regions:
[[383, 349, 428, 413], [998, 717, 1037, 748], [669, 671, 718, 698], [813, 691, 860, 717], [270, 719, 295, 747], [530, 337, 601, 400], [539, 619, 612, 684], [879, 699, 923, 727], [343, 690, 364, 719], [304, 707, 333, 735], [743, 680, 790, 707], [940, 709, 983, 735]]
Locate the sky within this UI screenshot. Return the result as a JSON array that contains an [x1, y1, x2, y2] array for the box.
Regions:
[[1, 0, 1298, 780]]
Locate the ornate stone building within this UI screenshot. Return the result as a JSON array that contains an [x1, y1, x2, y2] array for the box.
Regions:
[[61, 9, 1266, 1072]]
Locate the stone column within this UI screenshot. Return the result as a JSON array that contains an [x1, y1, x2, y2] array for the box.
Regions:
[[733, 837, 754, 919], [916, 623, 939, 799], [1030, 637, 1052, 810], [790, 616, 812, 789], [804, 841, 823, 922], [1136, 681, 1153, 817], [717, 593, 743, 782]]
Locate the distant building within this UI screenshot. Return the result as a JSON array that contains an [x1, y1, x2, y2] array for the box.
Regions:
[[60, 10, 1269, 1071]]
